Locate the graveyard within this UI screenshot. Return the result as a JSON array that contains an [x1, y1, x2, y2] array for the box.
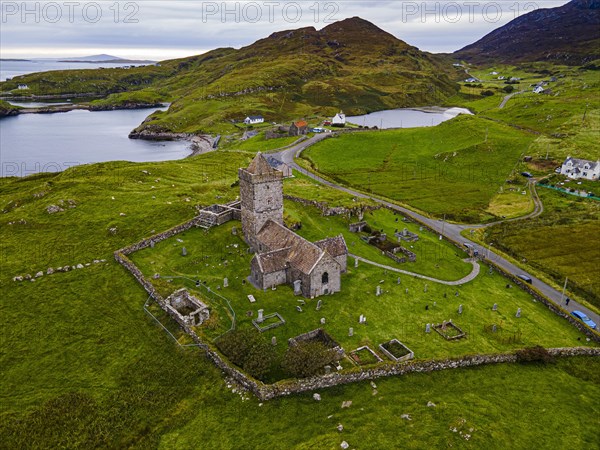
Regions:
[[129, 199, 593, 383]]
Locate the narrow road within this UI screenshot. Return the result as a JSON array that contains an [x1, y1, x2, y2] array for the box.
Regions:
[[499, 90, 526, 109], [271, 135, 600, 328], [350, 254, 480, 286]]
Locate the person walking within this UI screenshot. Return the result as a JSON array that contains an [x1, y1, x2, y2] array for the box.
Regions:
[[565, 297, 570, 306]]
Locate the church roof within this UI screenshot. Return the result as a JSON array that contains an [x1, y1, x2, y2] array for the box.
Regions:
[[257, 220, 326, 275], [314, 235, 348, 257], [246, 152, 276, 175], [254, 247, 290, 274]]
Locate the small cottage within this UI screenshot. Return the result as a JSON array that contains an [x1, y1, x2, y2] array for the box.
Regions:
[[244, 115, 264, 125], [560, 156, 600, 181], [289, 120, 308, 136], [332, 112, 346, 127]]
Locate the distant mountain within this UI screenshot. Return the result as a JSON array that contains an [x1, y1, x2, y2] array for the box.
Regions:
[[58, 54, 155, 64], [1, 18, 458, 134], [455, 0, 600, 65]]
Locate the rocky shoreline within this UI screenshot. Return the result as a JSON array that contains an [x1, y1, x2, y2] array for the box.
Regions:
[[0, 101, 165, 117], [129, 129, 215, 156]]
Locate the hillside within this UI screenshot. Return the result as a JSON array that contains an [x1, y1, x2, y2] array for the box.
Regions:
[[455, 0, 600, 65], [0, 17, 458, 134]]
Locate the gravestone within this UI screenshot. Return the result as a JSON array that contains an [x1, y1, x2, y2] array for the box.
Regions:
[[223, 277, 229, 288], [293, 280, 302, 295], [516, 308, 521, 318], [433, 302, 437, 308], [492, 303, 498, 311], [359, 315, 366, 324], [150, 240, 155, 248], [492, 324, 497, 333], [348, 327, 354, 337], [354, 258, 359, 268], [424, 284, 428, 293], [231, 227, 237, 235], [316, 300, 322, 311], [320, 317, 326, 325], [324, 365, 332, 374], [405, 288, 409, 294], [271, 336, 277, 346], [425, 323, 431, 333], [296, 306, 303, 312], [257, 309, 264, 323], [181, 247, 187, 256], [376, 286, 381, 296], [397, 277, 401, 284], [458, 304, 463, 314]]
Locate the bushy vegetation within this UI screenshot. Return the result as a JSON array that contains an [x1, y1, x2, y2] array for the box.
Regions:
[[516, 345, 555, 364], [216, 328, 276, 380], [282, 341, 339, 378]]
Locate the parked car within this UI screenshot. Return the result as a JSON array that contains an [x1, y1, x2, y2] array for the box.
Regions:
[[463, 243, 479, 256], [517, 274, 533, 284], [521, 172, 533, 178], [571, 310, 597, 330]]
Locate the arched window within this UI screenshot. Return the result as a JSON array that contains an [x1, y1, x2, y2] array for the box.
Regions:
[[322, 272, 329, 285]]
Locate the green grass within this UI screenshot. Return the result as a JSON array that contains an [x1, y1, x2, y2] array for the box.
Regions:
[[1, 151, 598, 448], [302, 114, 536, 222]]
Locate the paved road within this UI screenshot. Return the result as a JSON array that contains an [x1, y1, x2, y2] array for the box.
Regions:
[[272, 135, 600, 329], [499, 90, 527, 109]]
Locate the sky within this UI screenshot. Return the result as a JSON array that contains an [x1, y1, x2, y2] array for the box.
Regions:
[[0, 1, 571, 60]]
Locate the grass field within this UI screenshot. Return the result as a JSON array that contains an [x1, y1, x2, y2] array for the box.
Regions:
[[301, 114, 535, 222], [1, 146, 599, 447]]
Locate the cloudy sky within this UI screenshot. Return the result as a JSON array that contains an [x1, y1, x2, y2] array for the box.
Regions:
[[1, 1, 570, 60]]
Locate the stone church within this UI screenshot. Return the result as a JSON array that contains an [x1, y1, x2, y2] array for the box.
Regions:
[[239, 153, 347, 298]]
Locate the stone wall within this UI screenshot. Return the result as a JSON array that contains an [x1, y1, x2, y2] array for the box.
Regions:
[[284, 195, 380, 218]]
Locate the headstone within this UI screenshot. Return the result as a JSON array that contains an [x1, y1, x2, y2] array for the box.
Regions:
[[516, 308, 521, 318], [293, 280, 302, 295], [348, 327, 354, 337], [150, 240, 155, 248], [354, 258, 359, 268], [425, 323, 431, 333], [223, 277, 228, 288], [341, 441, 349, 449], [492, 324, 497, 333], [492, 303, 498, 311], [181, 247, 187, 256], [320, 317, 326, 325], [257, 309, 264, 323], [324, 365, 331, 374], [397, 277, 401, 284], [313, 393, 321, 401], [455, 291, 459, 297], [424, 284, 428, 293], [271, 336, 277, 346], [376, 285, 381, 296], [405, 288, 409, 294], [316, 299, 322, 311], [433, 302, 437, 308], [458, 304, 463, 314], [231, 227, 237, 235], [296, 306, 303, 312], [359, 315, 366, 324]]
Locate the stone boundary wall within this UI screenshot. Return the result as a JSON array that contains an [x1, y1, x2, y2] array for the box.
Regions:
[[260, 347, 600, 400], [114, 214, 600, 402], [284, 195, 380, 217]]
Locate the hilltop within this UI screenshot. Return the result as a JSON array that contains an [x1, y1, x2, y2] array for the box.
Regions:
[[455, 0, 600, 65], [0, 17, 458, 134]]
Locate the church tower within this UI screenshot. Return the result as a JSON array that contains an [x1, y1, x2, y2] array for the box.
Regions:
[[239, 152, 283, 251]]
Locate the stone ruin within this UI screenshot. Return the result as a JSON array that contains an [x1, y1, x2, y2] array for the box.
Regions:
[[196, 200, 241, 229], [394, 228, 419, 243], [165, 288, 210, 327], [288, 328, 345, 359], [349, 221, 368, 233]]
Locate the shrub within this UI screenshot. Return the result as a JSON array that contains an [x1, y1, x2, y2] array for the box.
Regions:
[[216, 329, 276, 379], [502, 85, 515, 93], [282, 341, 338, 378], [481, 90, 495, 97], [516, 346, 555, 364]]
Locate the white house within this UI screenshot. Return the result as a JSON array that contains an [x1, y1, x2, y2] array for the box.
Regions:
[[533, 86, 545, 94], [560, 156, 600, 181], [490, 71, 498, 75], [332, 111, 346, 127], [17, 84, 29, 90], [243, 115, 264, 125]]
